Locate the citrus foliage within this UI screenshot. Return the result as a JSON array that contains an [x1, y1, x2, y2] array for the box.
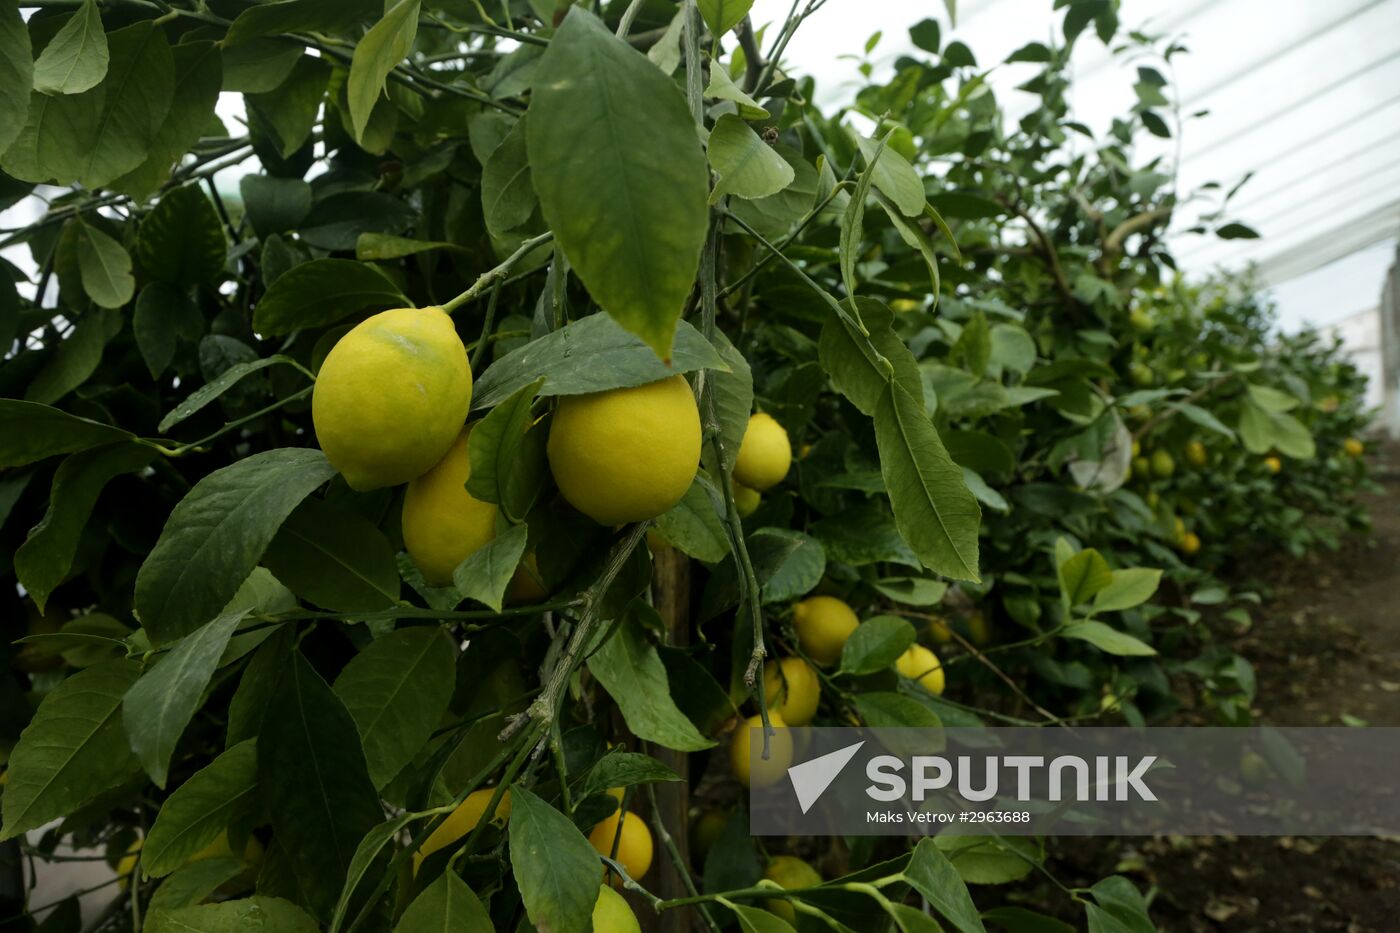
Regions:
[[0, 1, 1373, 932]]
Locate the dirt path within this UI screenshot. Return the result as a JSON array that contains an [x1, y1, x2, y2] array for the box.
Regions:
[[1010, 444, 1400, 931]]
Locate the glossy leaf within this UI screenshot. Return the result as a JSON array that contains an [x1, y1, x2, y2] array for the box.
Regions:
[[708, 114, 794, 203], [347, 0, 419, 144], [509, 785, 602, 933], [32, 0, 108, 95], [142, 741, 260, 877], [696, 0, 755, 36], [146, 897, 320, 933], [0, 1, 32, 155], [74, 221, 135, 308], [527, 6, 708, 360], [840, 615, 916, 676], [251, 259, 407, 336], [481, 116, 536, 236], [263, 497, 400, 612], [452, 522, 529, 613], [0, 399, 132, 468], [1061, 621, 1156, 657], [902, 838, 986, 933], [394, 870, 494, 933], [137, 184, 228, 287]]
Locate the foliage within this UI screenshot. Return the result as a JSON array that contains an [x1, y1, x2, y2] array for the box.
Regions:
[[0, 0, 1373, 931]]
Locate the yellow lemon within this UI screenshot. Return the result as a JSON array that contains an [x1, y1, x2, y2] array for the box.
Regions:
[[402, 427, 499, 586], [1179, 531, 1201, 555], [791, 596, 859, 666], [966, 610, 991, 647], [895, 644, 944, 696], [1344, 438, 1364, 458], [1263, 455, 1282, 474], [547, 375, 701, 524], [1185, 440, 1207, 468], [762, 657, 820, 726], [733, 482, 762, 518], [593, 884, 642, 933], [730, 712, 793, 788], [414, 788, 511, 872], [926, 614, 953, 645], [589, 810, 654, 882], [312, 307, 472, 491], [733, 413, 792, 491], [764, 855, 821, 923], [116, 838, 142, 886]]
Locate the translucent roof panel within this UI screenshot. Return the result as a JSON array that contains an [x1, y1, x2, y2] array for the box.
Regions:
[[752, 0, 1400, 321]]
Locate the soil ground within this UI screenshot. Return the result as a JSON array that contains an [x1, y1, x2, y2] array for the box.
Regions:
[[1008, 443, 1400, 931]]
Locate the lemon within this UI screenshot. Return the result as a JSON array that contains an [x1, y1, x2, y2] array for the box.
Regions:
[[762, 657, 820, 726], [1150, 449, 1175, 479], [966, 610, 991, 647], [593, 884, 642, 933], [1179, 531, 1201, 555], [733, 482, 762, 518], [764, 855, 821, 923], [734, 413, 792, 492], [1344, 438, 1364, 458], [313, 307, 472, 491], [690, 809, 729, 863], [402, 426, 499, 586], [414, 788, 511, 872], [1132, 456, 1151, 480], [895, 644, 944, 696], [1185, 440, 1207, 468], [791, 596, 859, 665], [116, 838, 142, 886], [925, 614, 953, 644], [547, 375, 701, 524], [1263, 455, 1282, 474], [730, 712, 793, 788], [589, 810, 654, 882]]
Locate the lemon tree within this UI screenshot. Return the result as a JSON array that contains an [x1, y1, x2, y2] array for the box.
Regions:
[[0, 1, 1374, 932]]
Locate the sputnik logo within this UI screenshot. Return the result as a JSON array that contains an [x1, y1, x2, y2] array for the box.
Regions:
[[787, 741, 865, 813]]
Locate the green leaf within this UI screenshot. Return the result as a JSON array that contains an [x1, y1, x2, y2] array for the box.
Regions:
[[225, 0, 381, 45], [138, 184, 227, 287], [240, 175, 313, 239], [1216, 222, 1259, 240], [703, 328, 754, 475], [15, 442, 155, 612], [134, 448, 337, 645], [347, 0, 419, 144], [263, 497, 400, 612], [509, 785, 602, 933], [753, 528, 826, 602], [696, 0, 755, 36], [4, 22, 174, 188], [854, 692, 942, 728], [0, 0, 32, 155], [527, 6, 708, 361], [1057, 547, 1113, 607], [259, 651, 384, 921], [452, 523, 530, 613], [588, 605, 715, 751], [1088, 876, 1154, 933], [472, 314, 725, 410], [840, 615, 916, 676], [32, 0, 108, 95], [74, 221, 135, 308], [133, 283, 202, 379], [247, 54, 330, 158], [871, 577, 949, 606], [251, 259, 407, 336], [578, 750, 682, 801], [1174, 402, 1235, 439], [1061, 621, 1156, 657], [933, 835, 1037, 885], [158, 356, 303, 434], [876, 190, 942, 304], [394, 870, 494, 933], [704, 64, 768, 119], [902, 838, 986, 933], [124, 608, 246, 788], [818, 299, 921, 417], [354, 233, 460, 261], [0, 660, 142, 840], [147, 896, 320, 933], [856, 134, 925, 217], [147, 858, 246, 914], [1093, 568, 1161, 613], [466, 378, 547, 521], [0, 399, 132, 468], [708, 114, 794, 203], [875, 381, 981, 582], [328, 813, 416, 932], [979, 908, 1074, 933], [332, 627, 456, 790], [24, 307, 120, 404], [142, 740, 260, 877], [221, 37, 301, 93], [481, 116, 536, 237], [652, 477, 730, 563], [729, 144, 818, 238], [732, 904, 795, 933], [1238, 395, 1314, 459], [111, 41, 223, 198]]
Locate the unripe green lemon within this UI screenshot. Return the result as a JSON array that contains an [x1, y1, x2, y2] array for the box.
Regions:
[[764, 855, 822, 923], [589, 810, 654, 882], [1129, 362, 1155, 387], [895, 644, 944, 696], [312, 307, 472, 491], [730, 712, 793, 788], [1185, 440, 1207, 468], [593, 885, 642, 933], [547, 375, 701, 524], [690, 809, 729, 864], [733, 482, 762, 518], [402, 427, 498, 586], [791, 596, 860, 665], [966, 610, 992, 647], [1150, 449, 1175, 479], [414, 788, 511, 873], [763, 657, 820, 726], [1132, 456, 1151, 480], [733, 412, 792, 492]]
